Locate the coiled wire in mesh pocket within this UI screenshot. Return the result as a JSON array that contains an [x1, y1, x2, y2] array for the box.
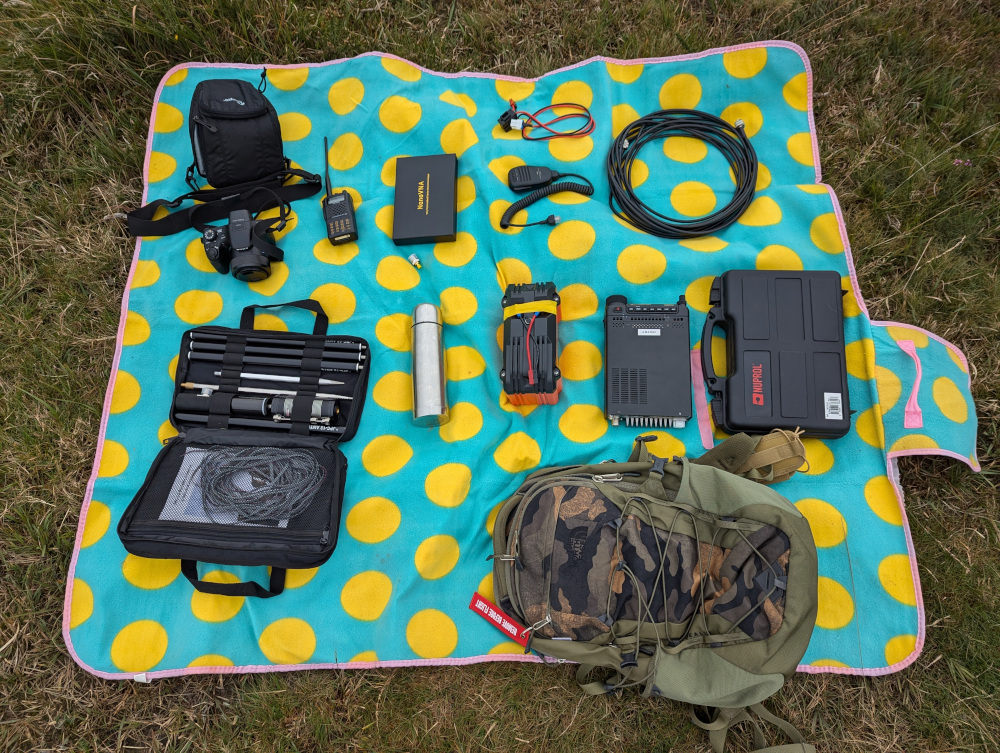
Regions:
[[164, 446, 327, 526]]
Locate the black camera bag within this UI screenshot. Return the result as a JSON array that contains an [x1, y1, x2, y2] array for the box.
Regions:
[[126, 72, 321, 239], [117, 300, 371, 598]]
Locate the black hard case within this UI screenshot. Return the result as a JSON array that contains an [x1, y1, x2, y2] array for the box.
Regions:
[[117, 300, 370, 598], [700, 270, 851, 439]]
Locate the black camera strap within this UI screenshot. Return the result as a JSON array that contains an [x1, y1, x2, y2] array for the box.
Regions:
[[125, 167, 321, 238]]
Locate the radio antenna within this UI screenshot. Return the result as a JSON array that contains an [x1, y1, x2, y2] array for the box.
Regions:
[[323, 136, 332, 199]]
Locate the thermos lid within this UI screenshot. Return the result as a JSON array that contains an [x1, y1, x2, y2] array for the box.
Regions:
[[412, 303, 442, 327]]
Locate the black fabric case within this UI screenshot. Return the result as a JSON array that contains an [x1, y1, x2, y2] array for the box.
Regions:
[[700, 270, 851, 439], [117, 300, 370, 598]]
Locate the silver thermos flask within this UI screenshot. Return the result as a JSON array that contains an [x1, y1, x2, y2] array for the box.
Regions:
[[411, 303, 449, 426]]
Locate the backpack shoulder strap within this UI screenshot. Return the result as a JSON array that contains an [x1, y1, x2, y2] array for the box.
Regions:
[[692, 429, 806, 485], [692, 704, 815, 753]]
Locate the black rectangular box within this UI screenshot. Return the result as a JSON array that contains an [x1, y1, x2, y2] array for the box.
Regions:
[[700, 270, 851, 438], [392, 154, 457, 245]]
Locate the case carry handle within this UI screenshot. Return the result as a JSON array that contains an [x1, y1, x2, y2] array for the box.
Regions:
[[181, 559, 286, 598], [240, 299, 329, 336], [700, 305, 729, 390]]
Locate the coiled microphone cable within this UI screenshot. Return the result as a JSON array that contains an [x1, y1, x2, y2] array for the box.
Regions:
[[499, 173, 594, 228], [606, 109, 758, 238]]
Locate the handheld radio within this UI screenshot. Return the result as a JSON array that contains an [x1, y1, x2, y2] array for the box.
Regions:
[[322, 136, 358, 245]]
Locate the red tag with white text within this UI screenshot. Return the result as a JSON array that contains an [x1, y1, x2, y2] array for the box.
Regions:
[[469, 592, 529, 647]]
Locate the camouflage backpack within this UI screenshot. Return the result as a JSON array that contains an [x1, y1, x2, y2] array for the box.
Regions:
[[491, 432, 818, 753]]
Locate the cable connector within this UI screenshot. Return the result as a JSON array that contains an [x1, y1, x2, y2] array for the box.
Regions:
[[407, 253, 422, 269], [510, 119, 523, 130], [497, 106, 517, 131], [543, 215, 560, 226]]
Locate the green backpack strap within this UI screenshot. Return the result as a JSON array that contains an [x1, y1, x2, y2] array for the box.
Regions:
[[693, 429, 806, 485], [692, 704, 816, 753]]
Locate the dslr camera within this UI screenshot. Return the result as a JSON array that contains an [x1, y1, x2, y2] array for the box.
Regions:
[[201, 209, 283, 283]]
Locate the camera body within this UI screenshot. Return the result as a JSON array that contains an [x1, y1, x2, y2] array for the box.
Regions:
[[201, 209, 283, 282]]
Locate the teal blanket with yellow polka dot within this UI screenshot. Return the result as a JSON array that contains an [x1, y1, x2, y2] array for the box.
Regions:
[[64, 43, 979, 680]]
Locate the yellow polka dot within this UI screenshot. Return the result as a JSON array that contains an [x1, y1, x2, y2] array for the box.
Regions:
[[148, 151, 176, 183], [489, 200, 527, 234], [606, 62, 643, 83], [794, 499, 847, 548], [755, 245, 802, 271], [816, 577, 854, 630], [433, 232, 477, 267], [932, 377, 968, 423], [663, 136, 708, 163], [188, 654, 234, 668], [496, 79, 534, 101], [98, 440, 129, 478], [124, 311, 150, 346], [267, 67, 308, 90], [456, 175, 476, 211], [730, 162, 772, 191], [376, 255, 420, 291], [947, 346, 968, 373], [783, 72, 808, 111], [440, 287, 478, 326], [310, 283, 356, 323], [500, 391, 537, 417], [110, 370, 140, 414], [723, 47, 768, 78], [801, 438, 834, 475], [645, 432, 686, 459], [559, 341, 602, 382], [864, 475, 902, 526], [153, 102, 184, 134], [380, 155, 406, 187], [494, 432, 542, 473], [885, 326, 928, 348], [797, 184, 828, 194], [185, 237, 216, 273], [278, 112, 311, 141], [174, 290, 223, 325], [284, 568, 319, 589], [488, 155, 525, 184], [810, 659, 849, 668], [249, 314, 286, 333], [376, 313, 412, 352], [157, 420, 178, 444], [439, 90, 477, 116], [548, 220, 595, 260], [247, 261, 288, 297], [167, 355, 178, 382], [425, 463, 472, 508], [378, 95, 422, 133], [164, 68, 187, 86], [496, 257, 532, 290], [486, 501, 504, 536], [190, 571, 244, 622], [374, 206, 395, 240], [440, 402, 483, 443], [491, 123, 522, 141], [478, 573, 495, 602], [659, 73, 701, 109], [878, 554, 917, 606], [845, 338, 874, 380], [788, 133, 815, 166], [708, 335, 728, 377], [884, 634, 917, 666], [382, 57, 421, 81], [841, 277, 862, 318], [340, 571, 392, 621], [671, 181, 717, 217], [362, 435, 412, 477], [617, 244, 666, 284], [552, 80, 593, 109], [890, 434, 938, 452], [349, 651, 378, 663], [856, 406, 885, 449], [737, 196, 782, 226], [81, 501, 111, 548], [407, 609, 458, 658], [560, 283, 598, 321], [810, 213, 844, 254], [441, 118, 479, 158], [548, 135, 593, 162], [612, 104, 640, 138], [347, 497, 401, 544], [122, 555, 181, 590], [415, 535, 460, 580], [111, 620, 168, 672], [721, 102, 763, 138], [875, 365, 902, 413], [488, 641, 523, 655], [314, 238, 359, 266], [373, 371, 413, 412], [132, 260, 160, 289], [684, 275, 716, 313], [69, 578, 93, 629], [559, 404, 608, 444], [629, 159, 650, 189], [258, 617, 316, 664], [328, 77, 365, 114], [327, 133, 363, 170], [680, 236, 728, 252], [445, 346, 486, 382]]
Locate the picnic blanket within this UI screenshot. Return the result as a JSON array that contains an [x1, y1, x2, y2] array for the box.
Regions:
[[64, 42, 979, 680]]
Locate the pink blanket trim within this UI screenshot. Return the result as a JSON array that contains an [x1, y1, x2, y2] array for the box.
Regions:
[[62, 42, 973, 681]]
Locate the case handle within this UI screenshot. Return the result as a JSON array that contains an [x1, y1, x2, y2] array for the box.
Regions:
[[240, 299, 329, 336], [181, 560, 286, 599], [700, 305, 728, 390]]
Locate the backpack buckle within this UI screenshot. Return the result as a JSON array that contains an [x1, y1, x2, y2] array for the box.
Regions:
[[592, 473, 623, 483]]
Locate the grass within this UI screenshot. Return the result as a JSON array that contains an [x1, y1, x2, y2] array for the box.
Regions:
[[1, 0, 998, 750]]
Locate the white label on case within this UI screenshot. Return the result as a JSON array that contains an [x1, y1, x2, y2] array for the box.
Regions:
[[824, 392, 843, 420], [637, 329, 661, 336]]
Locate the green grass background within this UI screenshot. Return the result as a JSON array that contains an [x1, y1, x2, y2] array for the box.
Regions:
[[1, 1, 998, 751]]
